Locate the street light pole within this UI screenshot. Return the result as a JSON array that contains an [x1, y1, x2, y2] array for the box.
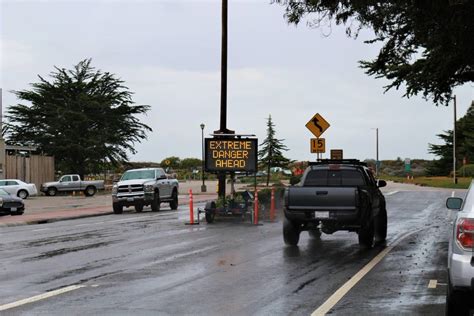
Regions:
[[200, 123, 207, 192], [376, 127, 379, 177], [453, 95, 457, 184]]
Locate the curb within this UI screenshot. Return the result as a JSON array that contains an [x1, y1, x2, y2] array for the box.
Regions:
[[0, 211, 114, 227], [0, 198, 216, 228]]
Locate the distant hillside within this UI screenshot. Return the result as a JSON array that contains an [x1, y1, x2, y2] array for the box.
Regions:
[[364, 159, 431, 177]]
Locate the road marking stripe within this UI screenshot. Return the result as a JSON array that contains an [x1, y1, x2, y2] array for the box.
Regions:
[[428, 280, 438, 289], [32, 228, 50, 232], [0, 285, 86, 311], [451, 191, 455, 197], [311, 230, 414, 316], [385, 191, 399, 196], [311, 246, 394, 316]]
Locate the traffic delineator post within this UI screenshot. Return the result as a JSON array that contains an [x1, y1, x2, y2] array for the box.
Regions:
[[270, 187, 275, 222], [185, 189, 199, 225]]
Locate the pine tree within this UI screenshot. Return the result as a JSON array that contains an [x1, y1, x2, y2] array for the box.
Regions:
[[258, 115, 291, 186]]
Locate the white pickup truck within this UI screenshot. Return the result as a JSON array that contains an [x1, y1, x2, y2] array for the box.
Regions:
[[40, 174, 105, 197], [111, 168, 179, 214]]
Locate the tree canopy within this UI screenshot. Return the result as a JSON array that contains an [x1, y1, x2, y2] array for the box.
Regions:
[[428, 101, 474, 175], [258, 115, 291, 185], [273, 0, 474, 105], [5, 59, 152, 177]]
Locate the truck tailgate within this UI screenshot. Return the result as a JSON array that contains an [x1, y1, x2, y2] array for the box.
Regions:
[[287, 187, 357, 211]]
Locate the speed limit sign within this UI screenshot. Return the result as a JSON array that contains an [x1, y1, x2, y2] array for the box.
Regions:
[[310, 138, 325, 153]]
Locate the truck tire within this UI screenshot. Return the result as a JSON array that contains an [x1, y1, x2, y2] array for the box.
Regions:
[[84, 186, 96, 197], [283, 217, 300, 246], [135, 204, 143, 212], [113, 203, 123, 214], [358, 218, 375, 248], [47, 187, 57, 196], [169, 189, 178, 210], [308, 229, 322, 239], [151, 192, 160, 212], [375, 207, 387, 243], [17, 189, 29, 199]]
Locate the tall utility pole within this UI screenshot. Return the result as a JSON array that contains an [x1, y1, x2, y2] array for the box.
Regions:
[[376, 128, 379, 177], [453, 95, 457, 184], [215, 0, 234, 198]]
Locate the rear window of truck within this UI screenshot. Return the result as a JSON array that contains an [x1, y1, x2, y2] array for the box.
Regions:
[[304, 169, 366, 186]]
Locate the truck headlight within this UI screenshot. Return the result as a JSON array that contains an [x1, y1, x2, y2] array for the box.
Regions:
[[144, 185, 154, 192], [112, 185, 118, 195]]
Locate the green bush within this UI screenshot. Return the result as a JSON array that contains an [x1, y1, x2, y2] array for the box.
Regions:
[[458, 164, 474, 177]]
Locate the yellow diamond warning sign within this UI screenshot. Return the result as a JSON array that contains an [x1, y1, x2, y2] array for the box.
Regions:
[[306, 113, 330, 138]]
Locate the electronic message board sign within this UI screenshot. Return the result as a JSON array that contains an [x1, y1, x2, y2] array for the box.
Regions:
[[205, 138, 258, 173]]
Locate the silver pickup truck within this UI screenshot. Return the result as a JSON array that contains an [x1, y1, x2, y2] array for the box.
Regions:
[[112, 168, 179, 214], [41, 174, 105, 197]]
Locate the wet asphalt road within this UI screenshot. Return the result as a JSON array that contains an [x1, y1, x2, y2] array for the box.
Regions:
[[0, 188, 461, 315]]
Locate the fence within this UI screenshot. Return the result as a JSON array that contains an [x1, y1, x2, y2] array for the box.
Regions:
[[5, 155, 55, 189]]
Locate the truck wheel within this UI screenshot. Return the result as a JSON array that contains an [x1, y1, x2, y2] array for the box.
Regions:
[[47, 187, 57, 196], [151, 192, 160, 212], [283, 217, 300, 246], [113, 203, 123, 214], [84, 186, 96, 197], [17, 190, 29, 199], [375, 207, 387, 243], [308, 229, 321, 239], [135, 204, 143, 212], [358, 218, 375, 248], [169, 190, 178, 210]]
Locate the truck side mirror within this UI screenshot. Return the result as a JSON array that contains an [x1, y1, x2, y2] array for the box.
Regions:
[[377, 180, 387, 188], [446, 197, 463, 210]]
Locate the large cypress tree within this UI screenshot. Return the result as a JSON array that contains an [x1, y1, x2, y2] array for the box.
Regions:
[[258, 115, 291, 186], [273, 1, 474, 105], [5, 59, 152, 177], [428, 102, 474, 175]]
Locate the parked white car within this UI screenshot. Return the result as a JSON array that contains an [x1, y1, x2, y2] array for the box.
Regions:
[[446, 180, 474, 315], [0, 179, 38, 199]]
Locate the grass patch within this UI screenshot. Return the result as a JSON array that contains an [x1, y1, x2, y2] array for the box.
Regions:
[[380, 176, 472, 189]]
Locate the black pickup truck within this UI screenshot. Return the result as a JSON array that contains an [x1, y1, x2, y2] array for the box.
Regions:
[[284, 159, 387, 247]]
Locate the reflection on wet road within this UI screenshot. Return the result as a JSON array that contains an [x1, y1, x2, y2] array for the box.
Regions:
[[0, 189, 456, 315]]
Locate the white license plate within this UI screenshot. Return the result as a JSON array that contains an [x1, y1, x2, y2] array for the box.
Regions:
[[127, 198, 134, 202], [11, 207, 17, 212], [314, 211, 329, 219]]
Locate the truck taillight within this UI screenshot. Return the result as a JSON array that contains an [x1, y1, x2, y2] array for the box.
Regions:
[[456, 218, 474, 250]]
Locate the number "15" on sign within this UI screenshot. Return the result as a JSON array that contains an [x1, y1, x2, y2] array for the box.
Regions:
[[310, 138, 325, 153]]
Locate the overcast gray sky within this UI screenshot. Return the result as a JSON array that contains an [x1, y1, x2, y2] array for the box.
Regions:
[[1, 0, 473, 163]]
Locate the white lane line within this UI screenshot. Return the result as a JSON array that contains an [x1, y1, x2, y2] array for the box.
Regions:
[[428, 280, 438, 289], [311, 231, 413, 316], [451, 191, 455, 197], [32, 228, 50, 232], [0, 284, 87, 311], [385, 191, 399, 196], [311, 246, 394, 316]]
